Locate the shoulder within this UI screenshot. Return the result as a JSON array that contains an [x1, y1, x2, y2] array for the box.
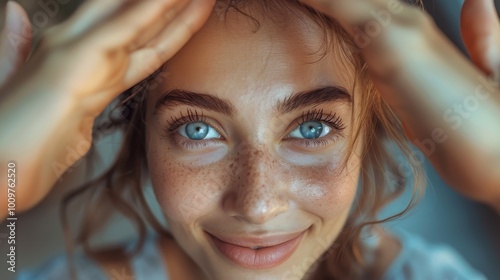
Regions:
[[17, 234, 164, 280], [379, 228, 487, 280]]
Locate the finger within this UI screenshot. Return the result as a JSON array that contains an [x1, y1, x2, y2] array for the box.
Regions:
[[58, 0, 188, 49], [461, 0, 500, 82], [124, 0, 215, 87], [298, 0, 390, 31], [91, 0, 215, 108], [59, 0, 126, 39], [86, 0, 191, 51], [0, 1, 32, 86], [298, 0, 423, 55], [146, 0, 214, 59], [125, 0, 191, 51]]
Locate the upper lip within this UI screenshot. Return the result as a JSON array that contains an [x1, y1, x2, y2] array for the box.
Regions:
[[205, 229, 306, 248]]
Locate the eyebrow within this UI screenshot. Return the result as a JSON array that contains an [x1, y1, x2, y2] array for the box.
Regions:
[[153, 86, 352, 117], [276, 86, 352, 115], [154, 89, 236, 117]]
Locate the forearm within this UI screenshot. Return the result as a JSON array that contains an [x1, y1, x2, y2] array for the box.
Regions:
[[0, 73, 92, 219], [382, 29, 500, 208]]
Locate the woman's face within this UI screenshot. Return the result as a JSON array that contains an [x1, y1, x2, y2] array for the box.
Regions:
[[145, 7, 362, 280]]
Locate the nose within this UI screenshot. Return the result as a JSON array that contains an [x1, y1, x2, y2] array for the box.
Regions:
[[222, 144, 289, 225]]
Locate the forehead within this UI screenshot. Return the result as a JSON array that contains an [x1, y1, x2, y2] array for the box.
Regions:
[[160, 7, 353, 105]]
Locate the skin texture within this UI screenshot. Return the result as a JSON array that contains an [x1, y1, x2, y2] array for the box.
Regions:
[[145, 8, 363, 280], [0, 0, 498, 278], [0, 0, 498, 219]]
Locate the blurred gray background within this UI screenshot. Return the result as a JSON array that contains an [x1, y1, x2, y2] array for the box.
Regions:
[[0, 0, 499, 279]]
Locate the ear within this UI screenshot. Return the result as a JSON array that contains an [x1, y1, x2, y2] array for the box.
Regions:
[[461, 0, 500, 81], [0, 1, 32, 87]]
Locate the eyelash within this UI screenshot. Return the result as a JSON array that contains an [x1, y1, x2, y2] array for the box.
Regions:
[[165, 108, 209, 133], [163, 108, 346, 150], [287, 108, 346, 149], [164, 109, 222, 150], [298, 108, 346, 131]]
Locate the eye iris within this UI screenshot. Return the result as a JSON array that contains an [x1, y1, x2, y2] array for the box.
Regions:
[[300, 121, 323, 139], [185, 122, 209, 140]]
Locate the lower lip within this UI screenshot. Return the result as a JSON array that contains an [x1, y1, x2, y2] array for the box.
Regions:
[[207, 231, 305, 269]]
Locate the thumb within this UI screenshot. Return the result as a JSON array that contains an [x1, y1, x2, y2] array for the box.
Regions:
[[461, 0, 500, 82], [0, 1, 32, 87]]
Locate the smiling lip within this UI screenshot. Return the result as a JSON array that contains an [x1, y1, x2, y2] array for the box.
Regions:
[[206, 230, 306, 269]]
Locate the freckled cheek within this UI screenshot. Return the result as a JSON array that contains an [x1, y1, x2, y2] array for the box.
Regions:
[[291, 163, 359, 218], [147, 153, 226, 222]]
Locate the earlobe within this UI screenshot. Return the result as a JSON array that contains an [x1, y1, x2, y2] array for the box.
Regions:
[[460, 0, 500, 81]]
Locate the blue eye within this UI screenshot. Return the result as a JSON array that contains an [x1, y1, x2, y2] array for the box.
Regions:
[[178, 122, 221, 140], [289, 121, 332, 139]]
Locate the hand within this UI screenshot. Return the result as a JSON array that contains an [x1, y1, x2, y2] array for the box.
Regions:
[[6, 0, 215, 116], [299, 0, 500, 210], [0, 0, 215, 218]]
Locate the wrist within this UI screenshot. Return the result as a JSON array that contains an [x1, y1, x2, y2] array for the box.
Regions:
[[0, 63, 93, 167]]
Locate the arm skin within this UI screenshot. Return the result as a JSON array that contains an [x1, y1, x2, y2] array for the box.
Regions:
[[0, 71, 89, 220], [300, 0, 500, 213]]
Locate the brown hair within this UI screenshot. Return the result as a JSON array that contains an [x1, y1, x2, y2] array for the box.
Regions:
[[61, 1, 425, 279]]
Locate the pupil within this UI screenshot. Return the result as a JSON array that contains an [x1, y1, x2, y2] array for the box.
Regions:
[[300, 121, 323, 139], [185, 122, 209, 140]]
